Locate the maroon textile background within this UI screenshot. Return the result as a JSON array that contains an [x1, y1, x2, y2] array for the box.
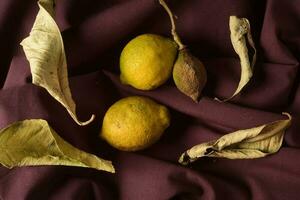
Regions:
[[0, 0, 300, 199]]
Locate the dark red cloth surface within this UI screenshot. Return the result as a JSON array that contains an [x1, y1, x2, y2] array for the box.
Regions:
[[1, 0, 300, 199]]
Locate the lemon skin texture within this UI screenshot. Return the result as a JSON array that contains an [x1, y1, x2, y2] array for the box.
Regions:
[[120, 34, 178, 90], [100, 96, 170, 151]]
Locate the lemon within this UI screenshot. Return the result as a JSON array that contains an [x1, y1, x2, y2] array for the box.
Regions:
[[120, 34, 178, 90], [100, 96, 170, 151]]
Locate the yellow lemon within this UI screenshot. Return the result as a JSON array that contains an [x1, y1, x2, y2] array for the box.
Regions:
[[120, 34, 178, 90], [100, 96, 170, 151]]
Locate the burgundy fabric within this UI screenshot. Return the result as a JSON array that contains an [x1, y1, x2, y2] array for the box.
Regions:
[[1, 0, 300, 199]]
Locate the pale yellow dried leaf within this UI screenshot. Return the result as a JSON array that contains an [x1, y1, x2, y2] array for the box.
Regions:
[[0, 119, 115, 173], [179, 113, 291, 165], [220, 16, 257, 101], [20, 0, 94, 126]]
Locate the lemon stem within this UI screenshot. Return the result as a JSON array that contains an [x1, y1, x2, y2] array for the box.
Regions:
[[158, 0, 185, 50]]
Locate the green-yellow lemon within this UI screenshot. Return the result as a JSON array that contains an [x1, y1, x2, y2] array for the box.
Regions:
[[100, 96, 170, 151], [120, 34, 178, 90]]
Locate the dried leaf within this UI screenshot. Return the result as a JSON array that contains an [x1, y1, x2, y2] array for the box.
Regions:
[[220, 16, 257, 101], [0, 119, 115, 173], [20, 0, 94, 126], [179, 113, 291, 165]]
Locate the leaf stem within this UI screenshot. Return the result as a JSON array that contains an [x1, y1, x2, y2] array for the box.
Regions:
[[158, 0, 185, 50]]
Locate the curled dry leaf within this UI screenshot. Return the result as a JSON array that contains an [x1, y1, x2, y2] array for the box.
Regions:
[[0, 119, 115, 173], [20, 0, 95, 126], [179, 113, 291, 165], [219, 16, 257, 101], [158, 0, 207, 102]]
